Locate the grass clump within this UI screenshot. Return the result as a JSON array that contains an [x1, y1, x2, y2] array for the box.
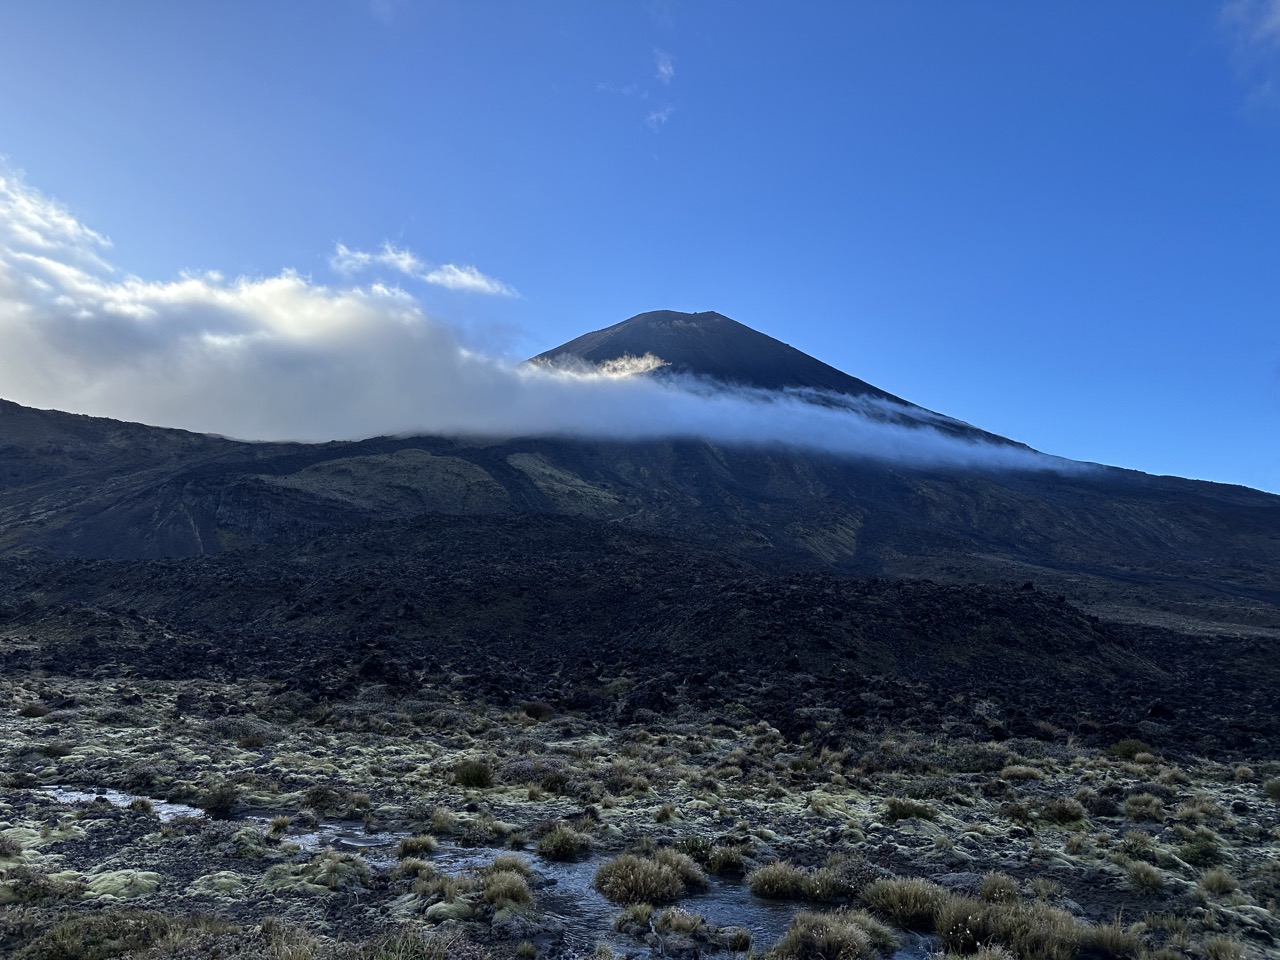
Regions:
[[1108, 739, 1154, 760], [705, 844, 746, 877], [936, 896, 1087, 960], [1203, 935, 1245, 960], [1128, 862, 1164, 891], [1040, 797, 1086, 825], [361, 929, 492, 960], [536, 825, 589, 862], [594, 854, 685, 904], [654, 907, 704, 935], [1123, 793, 1164, 822], [454, 759, 495, 789], [198, 781, 240, 820], [768, 908, 894, 960], [1081, 918, 1142, 959], [482, 869, 533, 908], [1177, 831, 1225, 867], [861, 877, 950, 931], [1263, 777, 1280, 802], [748, 861, 808, 900], [487, 854, 534, 878], [11, 909, 235, 960], [397, 834, 439, 858], [999, 764, 1042, 781], [882, 797, 936, 822], [0, 834, 22, 859], [1199, 867, 1237, 895], [978, 872, 1020, 904], [654, 848, 707, 891]]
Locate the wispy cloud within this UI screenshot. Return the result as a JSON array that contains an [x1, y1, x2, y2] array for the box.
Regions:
[[597, 50, 678, 132], [655, 49, 675, 84], [0, 165, 1067, 475], [1221, 0, 1280, 104], [330, 241, 424, 278], [646, 106, 673, 131], [422, 263, 518, 296], [330, 241, 517, 297], [1224, 0, 1280, 48]]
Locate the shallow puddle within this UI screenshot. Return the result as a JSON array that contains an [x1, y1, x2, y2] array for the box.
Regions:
[[35, 787, 936, 957], [40, 785, 205, 822]]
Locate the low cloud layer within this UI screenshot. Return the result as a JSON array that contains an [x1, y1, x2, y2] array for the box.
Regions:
[[0, 168, 1071, 473]]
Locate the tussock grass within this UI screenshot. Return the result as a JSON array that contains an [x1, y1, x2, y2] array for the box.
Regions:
[[654, 848, 707, 891], [1123, 794, 1164, 822], [978, 872, 1020, 904], [1081, 918, 1141, 959], [882, 797, 936, 822], [594, 854, 685, 904], [1128, 862, 1164, 891], [1263, 777, 1280, 802], [482, 869, 532, 907], [768, 908, 894, 960], [1199, 867, 1237, 895], [936, 895, 1088, 960], [396, 835, 438, 858], [747, 861, 808, 900], [1203, 935, 1245, 960], [1000, 764, 1042, 781], [487, 853, 534, 878], [654, 907, 704, 935], [11, 909, 236, 960], [535, 825, 589, 861], [1040, 797, 1086, 825], [705, 844, 745, 876], [453, 759, 494, 789], [861, 877, 950, 931]]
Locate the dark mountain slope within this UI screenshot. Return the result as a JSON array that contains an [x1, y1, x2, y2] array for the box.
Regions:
[[532, 310, 905, 401], [0, 311, 1278, 636], [2, 513, 1273, 755]]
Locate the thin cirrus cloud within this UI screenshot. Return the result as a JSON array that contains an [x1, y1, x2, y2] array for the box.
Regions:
[[0, 164, 1069, 474], [1223, 0, 1280, 48], [330, 241, 517, 297], [597, 50, 676, 132], [1221, 0, 1280, 103], [655, 50, 675, 84]]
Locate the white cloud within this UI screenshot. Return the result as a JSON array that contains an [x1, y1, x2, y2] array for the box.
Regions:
[[0, 166, 1070, 475], [646, 106, 673, 131], [422, 263, 518, 296], [330, 241, 516, 296], [655, 49, 675, 84], [330, 241, 425, 278]]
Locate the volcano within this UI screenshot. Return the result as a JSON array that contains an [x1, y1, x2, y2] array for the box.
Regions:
[[533, 309, 1019, 446], [533, 309, 906, 401], [0, 307, 1277, 639]]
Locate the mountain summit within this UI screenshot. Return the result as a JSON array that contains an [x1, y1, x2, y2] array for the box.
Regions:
[[534, 309, 1016, 446], [533, 309, 908, 403]]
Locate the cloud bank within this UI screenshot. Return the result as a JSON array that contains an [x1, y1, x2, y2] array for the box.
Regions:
[[0, 168, 1070, 473]]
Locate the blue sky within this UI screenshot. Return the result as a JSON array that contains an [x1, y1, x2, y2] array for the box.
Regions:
[[1, 2, 1278, 491]]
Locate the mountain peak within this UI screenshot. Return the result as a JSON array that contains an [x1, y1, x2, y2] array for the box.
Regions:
[[532, 309, 906, 403]]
